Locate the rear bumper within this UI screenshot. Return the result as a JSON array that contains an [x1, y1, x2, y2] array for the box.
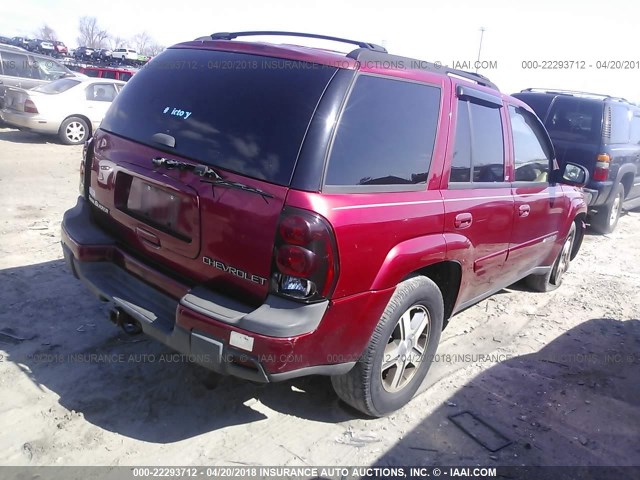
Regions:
[[0, 109, 59, 134], [584, 181, 613, 208], [61, 197, 392, 381]]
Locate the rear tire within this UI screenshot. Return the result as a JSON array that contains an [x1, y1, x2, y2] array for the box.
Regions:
[[591, 183, 624, 234], [331, 276, 444, 417], [526, 222, 576, 292], [59, 117, 89, 145]]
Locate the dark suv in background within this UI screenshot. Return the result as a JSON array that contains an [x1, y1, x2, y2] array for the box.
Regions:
[[61, 31, 589, 417], [513, 89, 640, 233]]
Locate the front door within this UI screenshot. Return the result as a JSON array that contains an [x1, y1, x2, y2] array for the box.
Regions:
[[505, 104, 565, 278]]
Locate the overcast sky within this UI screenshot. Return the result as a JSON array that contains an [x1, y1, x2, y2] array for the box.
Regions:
[[2, 0, 639, 101]]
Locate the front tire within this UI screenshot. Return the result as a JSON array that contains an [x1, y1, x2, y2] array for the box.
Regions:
[[591, 183, 624, 234], [526, 222, 576, 292], [331, 276, 444, 417], [59, 117, 89, 145]]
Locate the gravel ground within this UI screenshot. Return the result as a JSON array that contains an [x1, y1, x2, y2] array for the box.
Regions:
[[0, 127, 638, 469]]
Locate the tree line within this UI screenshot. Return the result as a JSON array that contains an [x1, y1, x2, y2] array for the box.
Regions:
[[35, 17, 164, 56]]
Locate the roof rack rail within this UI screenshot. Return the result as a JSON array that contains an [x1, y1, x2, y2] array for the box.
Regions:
[[347, 49, 499, 91], [446, 70, 498, 91], [521, 88, 629, 103], [200, 31, 387, 52]]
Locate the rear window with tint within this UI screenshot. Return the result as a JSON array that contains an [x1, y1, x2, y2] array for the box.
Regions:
[[101, 49, 337, 186], [608, 104, 631, 144], [544, 97, 603, 144], [512, 93, 554, 121], [32, 78, 80, 94], [325, 75, 440, 188]]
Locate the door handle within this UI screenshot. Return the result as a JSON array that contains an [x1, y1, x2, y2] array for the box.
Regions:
[[454, 212, 473, 229], [518, 204, 531, 217]]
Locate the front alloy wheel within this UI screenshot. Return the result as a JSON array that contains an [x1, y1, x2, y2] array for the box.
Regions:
[[526, 222, 576, 292]]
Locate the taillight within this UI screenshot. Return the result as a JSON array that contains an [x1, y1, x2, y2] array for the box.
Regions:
[[272, 208, 339, 302], [593, 153, 610, 181], [24, 99, 38, 113]]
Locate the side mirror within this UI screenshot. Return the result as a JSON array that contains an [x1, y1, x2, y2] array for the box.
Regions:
[[557, 162, 589, 187]]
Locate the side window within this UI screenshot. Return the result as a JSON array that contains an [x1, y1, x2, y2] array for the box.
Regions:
[[609, 104, 631, 144], [450, 101, 471, 182], [102, 70, 117, 79], [83, 69, 100, 77], [449, 99, 504, 183], [509, 106, 552, 182], [85, 84, 117, 102], [630, 114, 640, 145], [119, 72, 132, 81], [470, 102, 505, 182], [0, 52, 30, 77], [546, 98, 602, 144], [325, 75, 441, 188]]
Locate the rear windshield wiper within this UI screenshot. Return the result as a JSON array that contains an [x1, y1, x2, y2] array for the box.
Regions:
[[151, 156, 273, 201], [200, 177, 274, 201]]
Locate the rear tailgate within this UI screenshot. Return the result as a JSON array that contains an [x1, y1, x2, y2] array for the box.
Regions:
[[91, 46, 339, 304], [90, 131, 288, 304]]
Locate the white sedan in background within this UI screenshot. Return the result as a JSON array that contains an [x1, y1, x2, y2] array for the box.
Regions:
[[0, 77, 125, 145]]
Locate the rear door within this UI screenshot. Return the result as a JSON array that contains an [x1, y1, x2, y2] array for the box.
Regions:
[[505, 104, 565, 278], [544, 96, 603, 178], [442, 85, 514, 304], [84, 82, 118, 128]]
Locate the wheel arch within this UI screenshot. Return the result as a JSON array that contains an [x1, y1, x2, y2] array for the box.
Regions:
[[611, 164, 636, 201], [403, 260, 462, 325], [570, 212, 587, 260], [619, 171, 635, 199], [59, 114, 93, 138]]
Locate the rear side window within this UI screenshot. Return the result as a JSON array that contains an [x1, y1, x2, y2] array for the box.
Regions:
[[325, 75, 440, 188], [86, 83, 118, 102], [0, 51, 34, 78], [630, 114, 640, 145], [545, 97, 603, 144], [32, 78, 80, 94], [608, 104, 631, 144], [512, 93, 554, 121], [119, 72, 132, 81], [101, 49, 337, 186], [450, 99, 505, 183], [102, 70, 117, 79]]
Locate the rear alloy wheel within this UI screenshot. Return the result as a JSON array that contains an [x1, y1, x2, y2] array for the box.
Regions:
[[59, 117, 89, 145], [331, 276, 443, 417], [591, 183, 624, 234], [526, 222, 576, 292]]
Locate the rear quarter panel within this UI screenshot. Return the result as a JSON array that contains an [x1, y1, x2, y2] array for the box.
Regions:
[[286, 69, 452, 300]]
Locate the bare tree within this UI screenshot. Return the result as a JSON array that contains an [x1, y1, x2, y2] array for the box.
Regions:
[[109, 35, 125, 50], [132, 32, 152, 54], [36, 24, 57, 41], [77, 16, 109, 48], [144, 43, 165, 56]]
